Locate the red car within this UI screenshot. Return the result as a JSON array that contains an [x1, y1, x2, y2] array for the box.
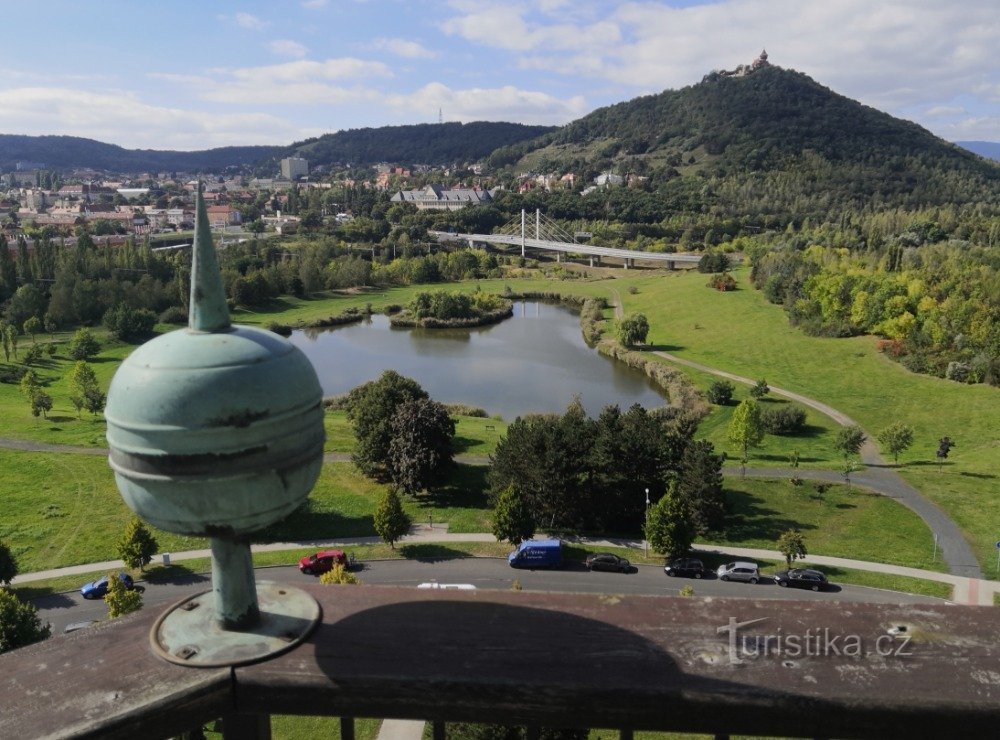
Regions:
[[298, 550, 347, 575]]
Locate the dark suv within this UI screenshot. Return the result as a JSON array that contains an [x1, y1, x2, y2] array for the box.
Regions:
[[585, 553, 632, 573], [664, 558, 707, 579], [773, 568, 830, 591]]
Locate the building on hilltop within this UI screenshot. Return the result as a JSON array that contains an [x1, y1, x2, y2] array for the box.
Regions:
[[715, 49, 771, 78], [390, 184, 493, 211]]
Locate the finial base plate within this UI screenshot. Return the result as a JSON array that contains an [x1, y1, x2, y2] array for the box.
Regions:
[[151, 581, 321, 667]]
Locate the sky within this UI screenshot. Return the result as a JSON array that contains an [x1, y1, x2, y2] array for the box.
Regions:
[[0, 0, 998, 150]]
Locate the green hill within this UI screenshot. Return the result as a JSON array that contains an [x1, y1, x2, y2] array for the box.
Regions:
[[0, 134, 282, 173], [488, 65, 1000, 217], [287, 121, 555, 167]]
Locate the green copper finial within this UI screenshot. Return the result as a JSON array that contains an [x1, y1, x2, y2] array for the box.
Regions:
[[189, 183, 231, 333]]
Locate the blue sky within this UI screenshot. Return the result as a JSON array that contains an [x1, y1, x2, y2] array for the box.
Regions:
[[0, 0, 997, 149]]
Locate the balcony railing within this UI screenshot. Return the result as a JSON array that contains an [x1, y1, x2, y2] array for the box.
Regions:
[[2, 584, 998, 739]]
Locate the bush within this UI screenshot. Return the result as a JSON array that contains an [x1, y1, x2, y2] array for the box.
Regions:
[[707, 273, 737, 291], [945, 361, 971, 382], [158, 306, 187, 324], [266, 322, 292, 337], [103, 304, 156, 340], [68, 328, 100, 360], [706, 379, 735, 405], [760, 405, 807, 435], [698, 251, 731, 273]]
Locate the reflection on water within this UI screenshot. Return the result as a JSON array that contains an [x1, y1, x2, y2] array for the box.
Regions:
[[288, 301, 666, 419]]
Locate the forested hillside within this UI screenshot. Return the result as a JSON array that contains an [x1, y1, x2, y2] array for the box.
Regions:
[[0, 135, 282, 173], [287, 121, 554, 167], [488, 66, 1000, 220]]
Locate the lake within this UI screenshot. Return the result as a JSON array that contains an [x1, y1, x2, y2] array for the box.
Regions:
[[288, 301, 667, 419]]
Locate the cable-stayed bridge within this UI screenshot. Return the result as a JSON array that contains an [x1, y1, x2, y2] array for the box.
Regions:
[[431, 209, 724, 269]]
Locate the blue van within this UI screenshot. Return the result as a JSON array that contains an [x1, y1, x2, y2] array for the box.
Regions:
[[507, 539, 563, 569]]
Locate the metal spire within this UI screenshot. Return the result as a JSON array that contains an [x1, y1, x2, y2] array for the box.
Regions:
[[189, 182, 231, 332]]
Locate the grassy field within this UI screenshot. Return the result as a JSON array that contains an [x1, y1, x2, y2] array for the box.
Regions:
[[2, 268, 996, 573]]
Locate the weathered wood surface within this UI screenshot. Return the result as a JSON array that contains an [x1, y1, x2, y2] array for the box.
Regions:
[[0, 606, 231, 739], [3, 585, 1000, 739]]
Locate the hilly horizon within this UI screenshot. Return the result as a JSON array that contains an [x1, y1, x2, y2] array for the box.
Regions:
[[488, 64, 1000, 216]]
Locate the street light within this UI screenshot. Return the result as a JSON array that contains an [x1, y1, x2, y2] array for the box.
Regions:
[[644, 488, 650, 558]]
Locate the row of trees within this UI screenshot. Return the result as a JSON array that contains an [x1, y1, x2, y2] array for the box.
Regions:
[[488, 400, 726, 538]]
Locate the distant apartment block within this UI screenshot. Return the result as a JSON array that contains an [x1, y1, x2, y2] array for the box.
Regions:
[[280, 157, 309, 180], [390, 185, 493, 211]]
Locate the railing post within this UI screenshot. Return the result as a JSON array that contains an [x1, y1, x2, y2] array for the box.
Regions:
[[341, 716, 356, 740], [433, 720, 446, 740]]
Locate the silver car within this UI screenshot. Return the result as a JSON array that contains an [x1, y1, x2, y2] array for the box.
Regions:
[[717, 561, 761, 584]]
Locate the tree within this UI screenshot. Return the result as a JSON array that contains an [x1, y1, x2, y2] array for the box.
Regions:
[[0, 320, 10, 362], [30, 392, 52, 419], [4, 323, 18, 359], [69, 361, 100, 418], [346, 370, 428, 479], [68, 327, 100, 360], [18, 369, 40, 400], [387, 398, 456, 495], [833, 425, 866, 462], [777, 529, 808, 567], [706, 380, 735, 405], [22, 343, 42, 366], [0, 588, 50, 653], [491, 485, 536, 545], [645, 484, 695, 559], [22, 316, 41, 345], [320, 564, 360, 585], [877, 422, 914, 464], [373, 488, 410, 549], [117, 517, 158, 571], [0, 540, 17, 586], [749, 378, 770, 399], [617, 313, 649, 347], [936, 436, 955, 468], [675, 440, 727, 534], [105, 573, 143, 618], [727, 398, 764, 476], [103, 303, 156, 341]]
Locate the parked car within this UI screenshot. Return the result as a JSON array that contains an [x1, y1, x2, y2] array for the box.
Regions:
[[773, 568, 830, 591], [585, 553, 632, 573], [298, 550, 348, 575], [664, 558, 707, 579], [80, 572, 143, 599], [716, 561, 761, 584]]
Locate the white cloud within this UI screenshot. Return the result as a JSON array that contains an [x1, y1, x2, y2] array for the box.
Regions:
[[268, 39, 309, 59], [387, 82, 587, 125], [234, 12, 269, 31], [302, 0, 328, 7], [373, 38, 438, 59], [924, 105, 966, 117], [0, 86, 305, 149]]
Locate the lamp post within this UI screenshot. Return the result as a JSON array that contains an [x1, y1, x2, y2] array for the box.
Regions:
[[644, 488, 650, 558]]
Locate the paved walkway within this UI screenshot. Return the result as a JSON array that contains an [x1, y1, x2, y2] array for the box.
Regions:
[[607, 285, 983, 579], [377, 719, 425, 740], [11, 527, 999, 606]]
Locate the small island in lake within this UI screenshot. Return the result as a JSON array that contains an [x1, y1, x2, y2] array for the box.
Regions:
[[389, 290, 513, 328]]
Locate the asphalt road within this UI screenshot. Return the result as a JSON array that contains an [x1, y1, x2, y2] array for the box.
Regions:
[[37, 558, 945, 634]]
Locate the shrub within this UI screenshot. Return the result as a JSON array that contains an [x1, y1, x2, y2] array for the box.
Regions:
[[158, 306, 188, 324], [103, 303, 156, 340], [707, 273, 737, 291], [945, 361, 971, 382], [761, 405, 807, 435], [266, 322, 293, 337], [68, 328, 100, 360], [706, 380, 735, 405]]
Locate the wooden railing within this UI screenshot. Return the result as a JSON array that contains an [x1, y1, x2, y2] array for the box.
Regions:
[[2, 584, 999, 739]]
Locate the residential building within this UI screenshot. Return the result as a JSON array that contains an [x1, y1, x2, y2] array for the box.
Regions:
[[206, 205, 243, 228], [280, 157, 309, 180]]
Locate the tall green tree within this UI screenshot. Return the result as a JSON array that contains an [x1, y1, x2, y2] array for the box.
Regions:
[[373, 488, 411, 549], [105, 573, 143, 619], [727, 398, 764, 476], [68, 327, 100, 360], [0, 589, 50, 653], [117, 517, 159, 571], [30, 391, 52, 420], [346, 370, 428, 479], [645, 484, 695, 559], [4, 323, 18, 360], [387, 398, 455, 495], [877, 422, 914, 464], [0, 540, 17, 586], [833, 425, 866, 462], [69, 361, 101, 418], [22, 316, 41, 345], [0, 320, 10, 362], [675, 440, 727, 534], [491, 485, 536, 546]]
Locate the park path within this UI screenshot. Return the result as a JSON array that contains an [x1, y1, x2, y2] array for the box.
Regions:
[[10, 526, 998, 605], [608, 287, 983, 579]]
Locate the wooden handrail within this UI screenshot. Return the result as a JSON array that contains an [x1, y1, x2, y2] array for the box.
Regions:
[[2, 585, 999, 738]]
